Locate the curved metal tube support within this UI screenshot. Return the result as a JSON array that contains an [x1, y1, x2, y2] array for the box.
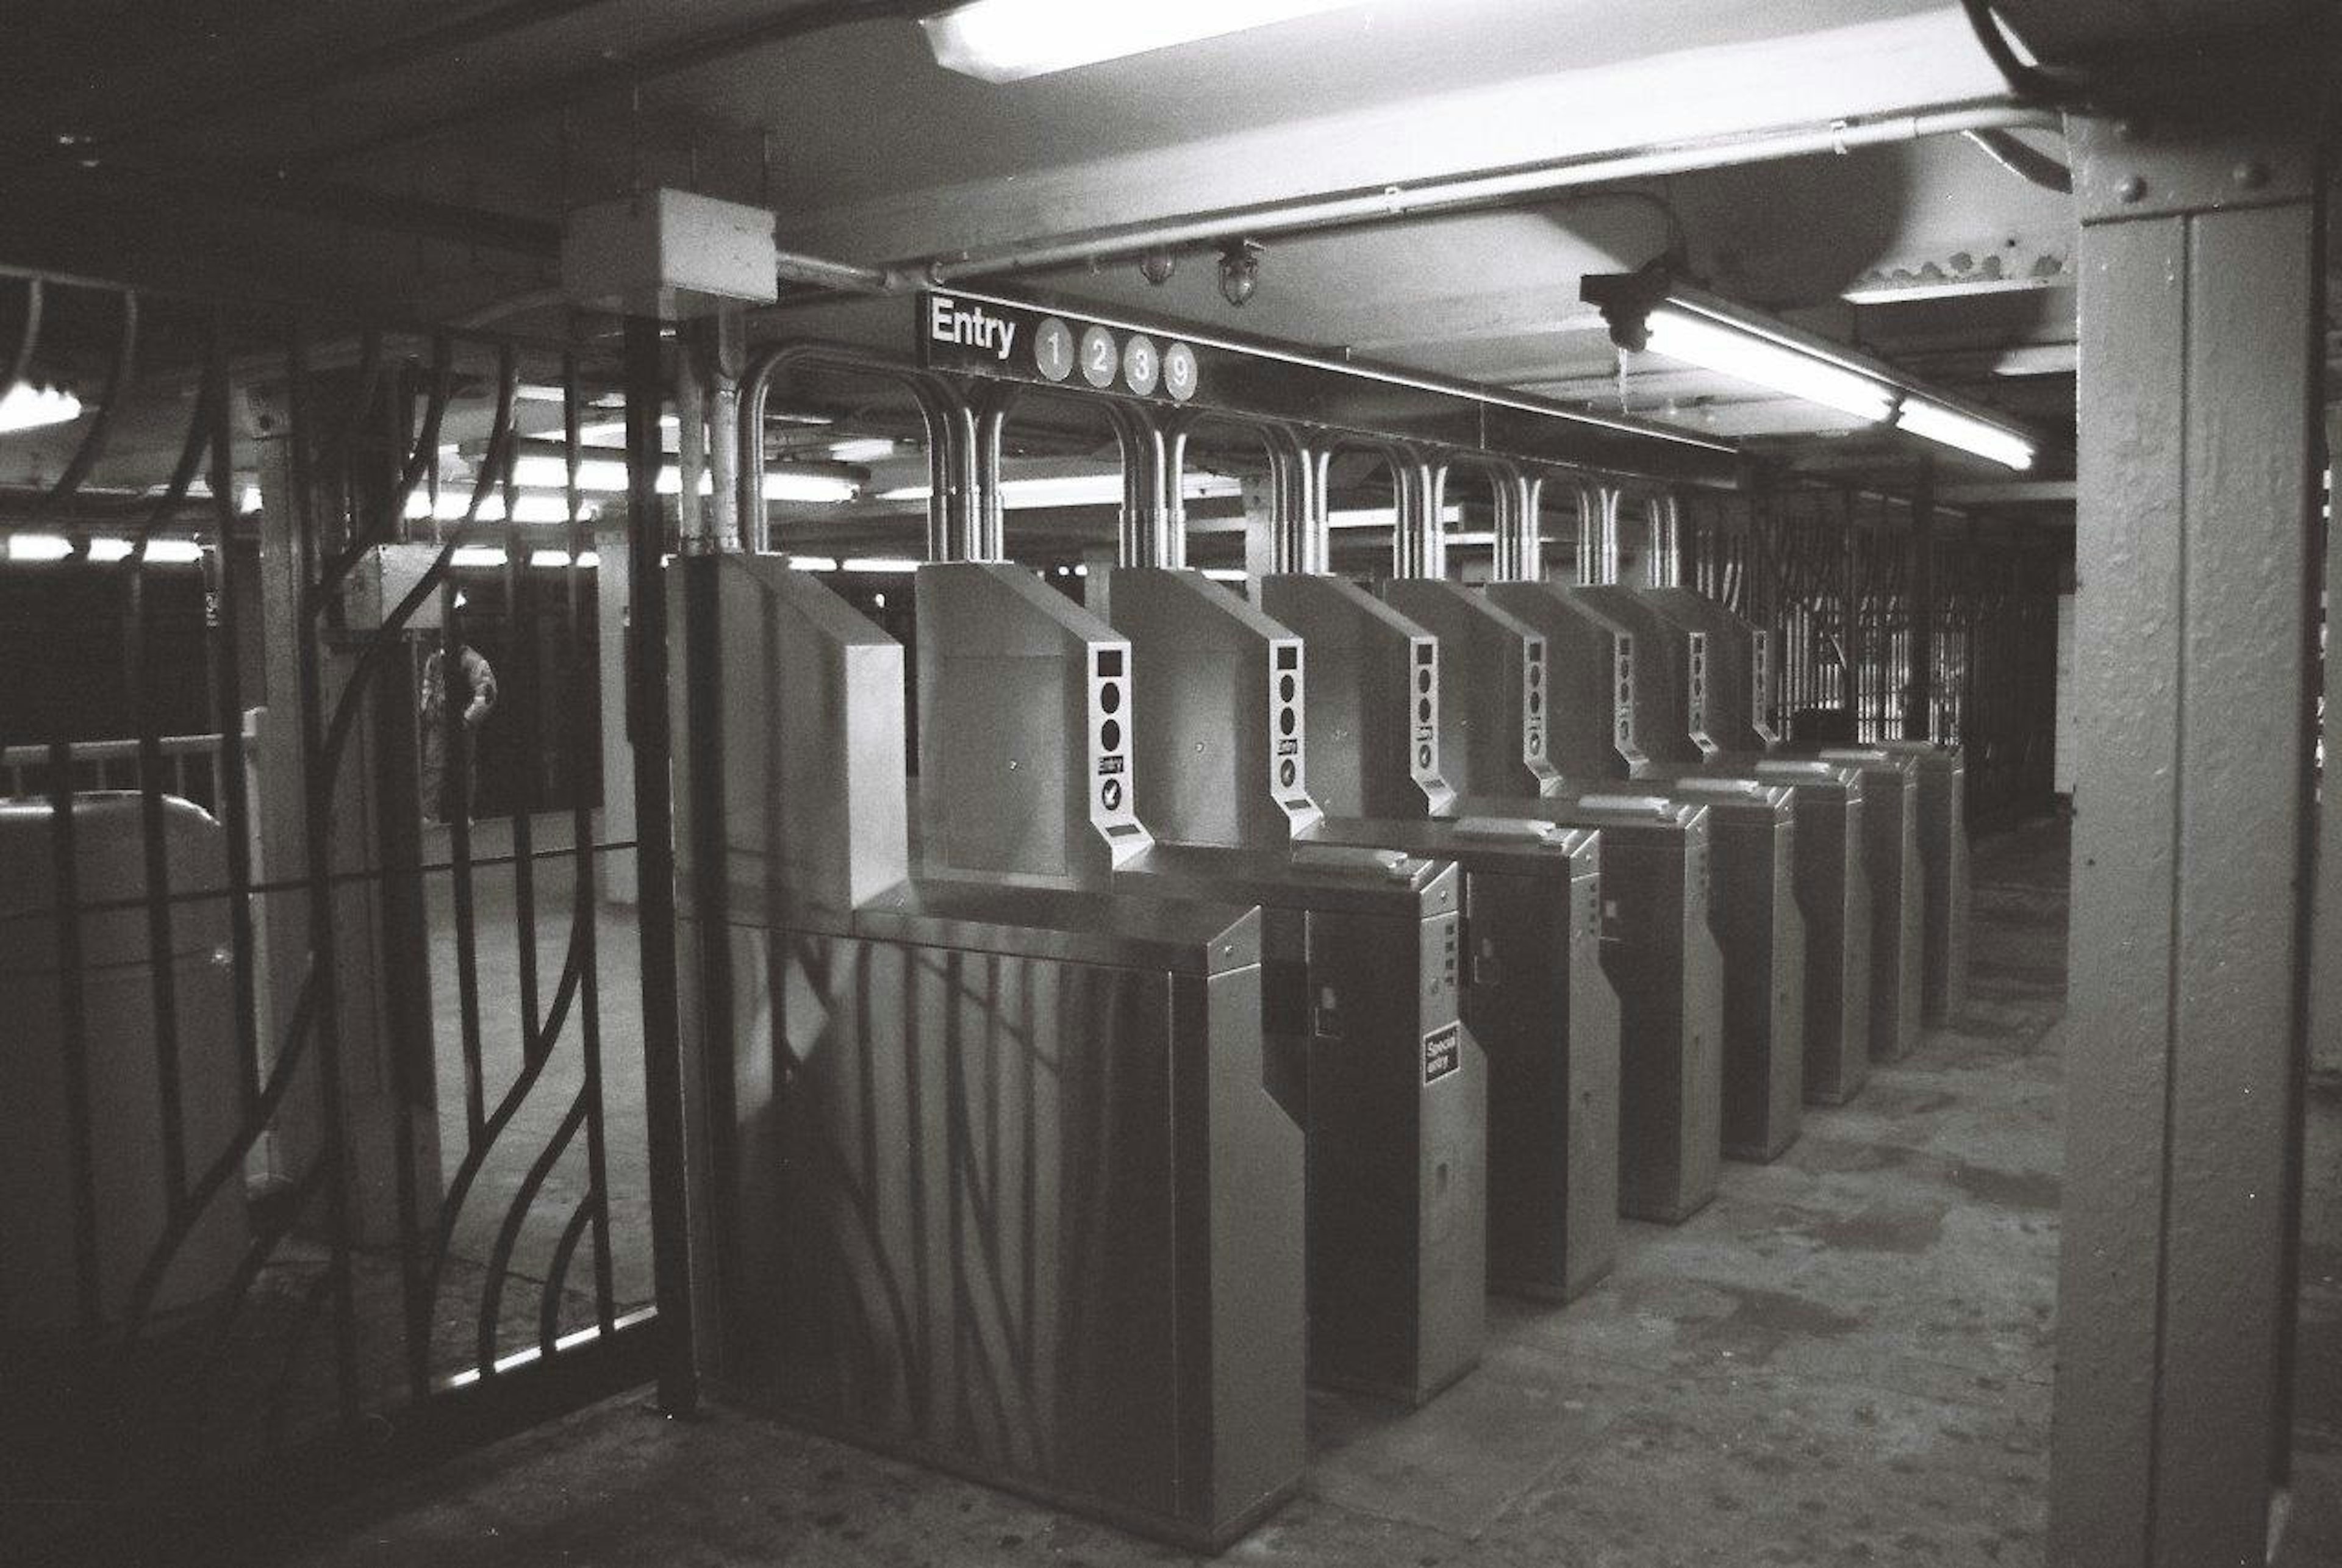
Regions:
[[737, 340, 970, 560]]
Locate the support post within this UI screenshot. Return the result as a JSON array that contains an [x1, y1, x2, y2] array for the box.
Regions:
[[1907, 468, 1936, 741], [622, 315, 700, 1415], [2050, 98, 2323, 1568]]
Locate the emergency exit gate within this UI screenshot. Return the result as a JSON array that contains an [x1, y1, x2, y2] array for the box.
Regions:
[[0, 267, 689, 1554]]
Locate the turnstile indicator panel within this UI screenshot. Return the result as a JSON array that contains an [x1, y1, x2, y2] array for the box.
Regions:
[[1272, 637, 1309, 807], [1090, 643, 1141, 832], [1413, 638, 1442, 786], [1523, 637, 1550, 771]]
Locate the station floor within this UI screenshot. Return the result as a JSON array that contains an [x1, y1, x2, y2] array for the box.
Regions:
[[254, 817, 2342, 1568]]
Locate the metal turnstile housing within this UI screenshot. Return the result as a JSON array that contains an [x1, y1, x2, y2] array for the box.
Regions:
[[1388, 577, 1785, 1169], [670, 556, 1305, 1549], [1106, 568, 1485, 1402]]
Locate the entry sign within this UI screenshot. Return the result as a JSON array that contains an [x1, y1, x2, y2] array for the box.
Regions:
[[922, 291, 1198, 404]]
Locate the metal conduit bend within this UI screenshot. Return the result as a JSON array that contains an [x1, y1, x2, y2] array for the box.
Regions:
[[736, 340, 971, 560]]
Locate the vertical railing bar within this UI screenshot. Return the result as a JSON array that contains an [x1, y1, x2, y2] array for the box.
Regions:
[[125, 337, 210, 1214], [203, 310, 265, 1121], [501, 357, 542, 1083], [625, 314, 699, 1413], [287, 318, 364, 1427], [45, 735, 104, 1341], [564, 352, 618, 1332]]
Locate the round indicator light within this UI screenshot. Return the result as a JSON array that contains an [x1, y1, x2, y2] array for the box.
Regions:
[[1079, 325, 1117, 388], [1122, 334, 1160, 396], [1034, 318, 1075, 382], [1101, 778, 1123, 811], [1100, 718, 1122, 752], [1278, 673, 1296, 703], [1528, 692, 1542, 716], [1417, 668, 1433, 694], [1162, 342, 1198, 403], [1098, 681, 1122, 714], [1278, 706, 1297, 736], [1278, 759, 1297, 789], [1417, 698, 1433, 725], [1417, 744, 1434, 769]]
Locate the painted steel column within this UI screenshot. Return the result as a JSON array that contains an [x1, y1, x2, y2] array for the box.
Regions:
[[2049, 108, 2322, 1568]]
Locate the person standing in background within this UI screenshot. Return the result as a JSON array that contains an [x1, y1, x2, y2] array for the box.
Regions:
[[420, 634, 496, 825]]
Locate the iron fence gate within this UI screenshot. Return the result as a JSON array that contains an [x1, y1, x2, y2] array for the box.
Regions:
[[0, 267, 690, 1558]]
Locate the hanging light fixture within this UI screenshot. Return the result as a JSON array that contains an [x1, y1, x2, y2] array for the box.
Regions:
[[1584, 265, 2038, 470]]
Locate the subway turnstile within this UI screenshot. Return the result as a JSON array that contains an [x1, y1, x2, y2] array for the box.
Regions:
[[1506, 578, 1916, 1076], [1117, 567, 1615, 1303], [933, 562, 1481, 1406], [1571, 582, 1875, 1107], [670, 556, 1302, 1550], [1265, 573, 1719, 1225], [1667, 592, 1953, 1043], [1389, 576, 1800, 1167], [1861, 740, 1970, 1026]]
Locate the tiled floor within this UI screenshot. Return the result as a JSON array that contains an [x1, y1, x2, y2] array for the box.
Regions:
[[224, 818, 2340, 1565]]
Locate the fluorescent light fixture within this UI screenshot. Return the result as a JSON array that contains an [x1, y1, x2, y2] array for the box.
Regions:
[[529, 550, 573, 568], [7, 532, 74, 560], [840, 557, 922, 574], [786, 554, 840, 572], [1894, 398, 2035, 471], [878, 471, 1242, 509], [1444, 531, 1497, 546], [922, 0, 1369, 82], [87, 536, 134, 562], [826, 437, 898, 463], [508, 453, 856, 504], [576, 414, 680, 448], [0, 384, 82, 435], [762, 470, 859, 504], [1327, 505, 1465, 530], [451, 546, 509, 568], [405, 488, 600, 524], [240, 484, 264, 514], [1201, 567, 1250, 582], [1641, 308, 1895, 424], [143, 539, 204, 564], [576, 550, 599, 568]]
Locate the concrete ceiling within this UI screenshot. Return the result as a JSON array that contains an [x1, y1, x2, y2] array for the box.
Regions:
[[20, 0, 2303, 508]]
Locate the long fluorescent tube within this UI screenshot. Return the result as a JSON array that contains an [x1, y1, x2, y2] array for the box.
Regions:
[[7, 532, 74, 560], [0, 384, 82, 434], [922, 0, 1369, 82], [1641, 308, 1896, 424], [1327, 505, 1465, 530], [876, 472, 1242, 508], [840, 557, 922, 574], [406, 489, 600, 524], [787, 554, 840, 572], [509, 453, 857, 503], [451, 546, 509, 567], [143, 539, 204, 564], [1894, 398, 2035, 471]]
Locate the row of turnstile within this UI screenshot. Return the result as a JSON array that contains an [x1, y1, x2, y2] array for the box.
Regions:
[[671, 551, 1968, 1551]]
